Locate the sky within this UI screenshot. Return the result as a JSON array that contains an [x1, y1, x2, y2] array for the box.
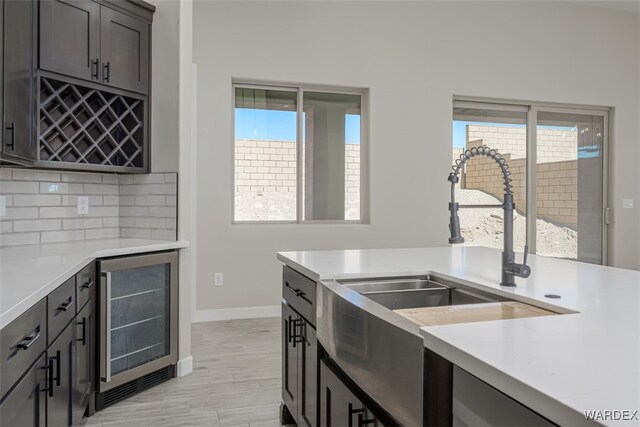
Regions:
[[235, 109, 361, 144]]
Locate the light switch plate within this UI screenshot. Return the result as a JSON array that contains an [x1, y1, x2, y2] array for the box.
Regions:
[[623, 199, 634, 209], [0, 195, 6, 217], [77, 196, 89, 215], [214, 273, 223, 287]]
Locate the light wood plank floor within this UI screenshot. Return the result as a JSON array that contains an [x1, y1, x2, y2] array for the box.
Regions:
[[86, 317, 284, 427]]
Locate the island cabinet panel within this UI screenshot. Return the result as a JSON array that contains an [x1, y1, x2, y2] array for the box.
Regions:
[[452, 366, 557, 427], [0, 353, 47, 427], [320, 359, 379, 427], [39, 0, 101, 82], [282, 302, 299, 420], [100, 7, 150, 94], [281, 266, 319, 427], [47, 322, 75, 427]]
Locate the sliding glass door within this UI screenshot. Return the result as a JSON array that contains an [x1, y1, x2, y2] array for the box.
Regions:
[[452, 100, 608, 264]]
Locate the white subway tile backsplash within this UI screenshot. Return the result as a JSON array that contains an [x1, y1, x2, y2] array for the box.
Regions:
[[41, 230, 84, 243], [63, 218, 103, 230], [11, 170, 38, 181], [39, 182, 84, 194], [135, 195, 165, 206], [14, 194, 62, 206], [61, 172, 102, 183], [134, 217, 166, 229], [84, 184, 119, 195], [102, 175, 119, 184], [39, 206, 78, 218], [134, 174, 164, 184], [1, 181, 39, 194], [4, 207, 39, 220], [1, 168, 177, 247], [1, 232, 40, 246], [121, 228, 151, 239], [14, 219, 61, 232], [85, 228, 119, 240]]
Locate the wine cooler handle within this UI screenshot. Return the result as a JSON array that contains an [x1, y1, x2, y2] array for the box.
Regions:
[[100, 271, 112, 383]]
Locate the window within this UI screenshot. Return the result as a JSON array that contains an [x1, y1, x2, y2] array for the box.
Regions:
[[234, 83, 366, 223], [452, 100, 608, 264]]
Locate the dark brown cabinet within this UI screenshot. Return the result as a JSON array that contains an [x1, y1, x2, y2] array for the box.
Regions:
[[281, 302, 317, 427], [73, 297, 95, 425], [0, 354, 47, 427], [1, 0, 37, 164], [100, 6, 150, 94], [47, 323, 75, 427], [320, 360, 379, 427], [1, 0, 154, 171], [39, 0, 101, 82]]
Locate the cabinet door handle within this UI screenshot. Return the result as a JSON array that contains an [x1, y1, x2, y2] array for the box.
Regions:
[[5, 122, 15, 150], [349, 405, 376, 427], [77, 317, 87, 345], [92, 58, 99, 80], [42, 360, 54, 397], [82, 280, 94, 289], [103, 61, 111, 82], [57, 298, 74, 312], [49, 350, 61, 387], [291, 318, 304, 348]]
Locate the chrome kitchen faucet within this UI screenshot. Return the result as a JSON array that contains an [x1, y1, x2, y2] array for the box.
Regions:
[[447, 146, 531, 287]]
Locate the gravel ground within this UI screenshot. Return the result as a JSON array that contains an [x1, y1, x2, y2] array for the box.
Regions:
[[234, 192, 361, 221], [235, 189, 577, 259], [457, 189, 577, 259]]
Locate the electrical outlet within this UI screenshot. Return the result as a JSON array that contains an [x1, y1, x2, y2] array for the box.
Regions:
[[214, 273, 223, 287], [623, 199, 634, 209], [0, 195, 6, 217], [77, 196, 89, 215]]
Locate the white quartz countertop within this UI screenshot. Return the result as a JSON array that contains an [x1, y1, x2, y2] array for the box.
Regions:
[[0, 238, 188, 329], [277, 246, 640, 426]]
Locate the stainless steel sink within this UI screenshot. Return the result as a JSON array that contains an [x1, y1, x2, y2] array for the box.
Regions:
[[338, 275, 504, 310], [339, 276, 450, 310]]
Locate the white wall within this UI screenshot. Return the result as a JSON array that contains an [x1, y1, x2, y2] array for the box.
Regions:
[[149, 0, 180, 172], [192, 1, 640, 315]]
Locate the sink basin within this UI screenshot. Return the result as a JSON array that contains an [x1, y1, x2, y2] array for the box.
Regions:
[[342, 277, 445, 293], [338, 276, 505, 310]]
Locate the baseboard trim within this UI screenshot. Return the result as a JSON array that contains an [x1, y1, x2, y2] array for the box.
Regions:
[[177, 356, 193, 377], [192, 305, 280, 323]]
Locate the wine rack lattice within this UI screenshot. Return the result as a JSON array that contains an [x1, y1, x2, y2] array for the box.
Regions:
[[39, 77, 145, 168]]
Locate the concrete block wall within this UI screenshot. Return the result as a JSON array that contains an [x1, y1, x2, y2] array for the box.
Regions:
[[0, 168, 177, 247], [235, 139, 361, 195], [464, 145, 578, 227], [466, 125, 577, 163]]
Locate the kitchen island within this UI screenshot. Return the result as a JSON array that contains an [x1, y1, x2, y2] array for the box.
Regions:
[[277, 246, 640, 427]]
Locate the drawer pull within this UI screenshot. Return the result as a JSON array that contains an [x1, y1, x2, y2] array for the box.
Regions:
[[15, 330, 41, 351], [57, 299, 74, 312], [286, 281, 313, 306], [82, 280, 94, 289]]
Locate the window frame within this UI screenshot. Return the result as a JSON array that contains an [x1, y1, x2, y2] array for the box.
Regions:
[[453, 97, 610, 265], [231, 80, 369, 225]]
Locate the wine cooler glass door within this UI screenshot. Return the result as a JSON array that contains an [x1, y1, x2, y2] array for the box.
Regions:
[[99, 251, 177, 391]]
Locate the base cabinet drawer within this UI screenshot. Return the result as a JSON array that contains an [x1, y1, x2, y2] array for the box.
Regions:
[[0, 353, 47, 427], [0, 299, 47, 400], [48, 277, 76, 345], [76, 262, 96, 312]]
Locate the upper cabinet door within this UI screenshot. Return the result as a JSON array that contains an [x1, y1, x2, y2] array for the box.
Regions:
[[39, 0, 101, 82], [100, 7, 150, 94]]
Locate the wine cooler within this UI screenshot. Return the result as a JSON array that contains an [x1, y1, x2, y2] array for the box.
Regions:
[[96, 251, 178, 409]]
